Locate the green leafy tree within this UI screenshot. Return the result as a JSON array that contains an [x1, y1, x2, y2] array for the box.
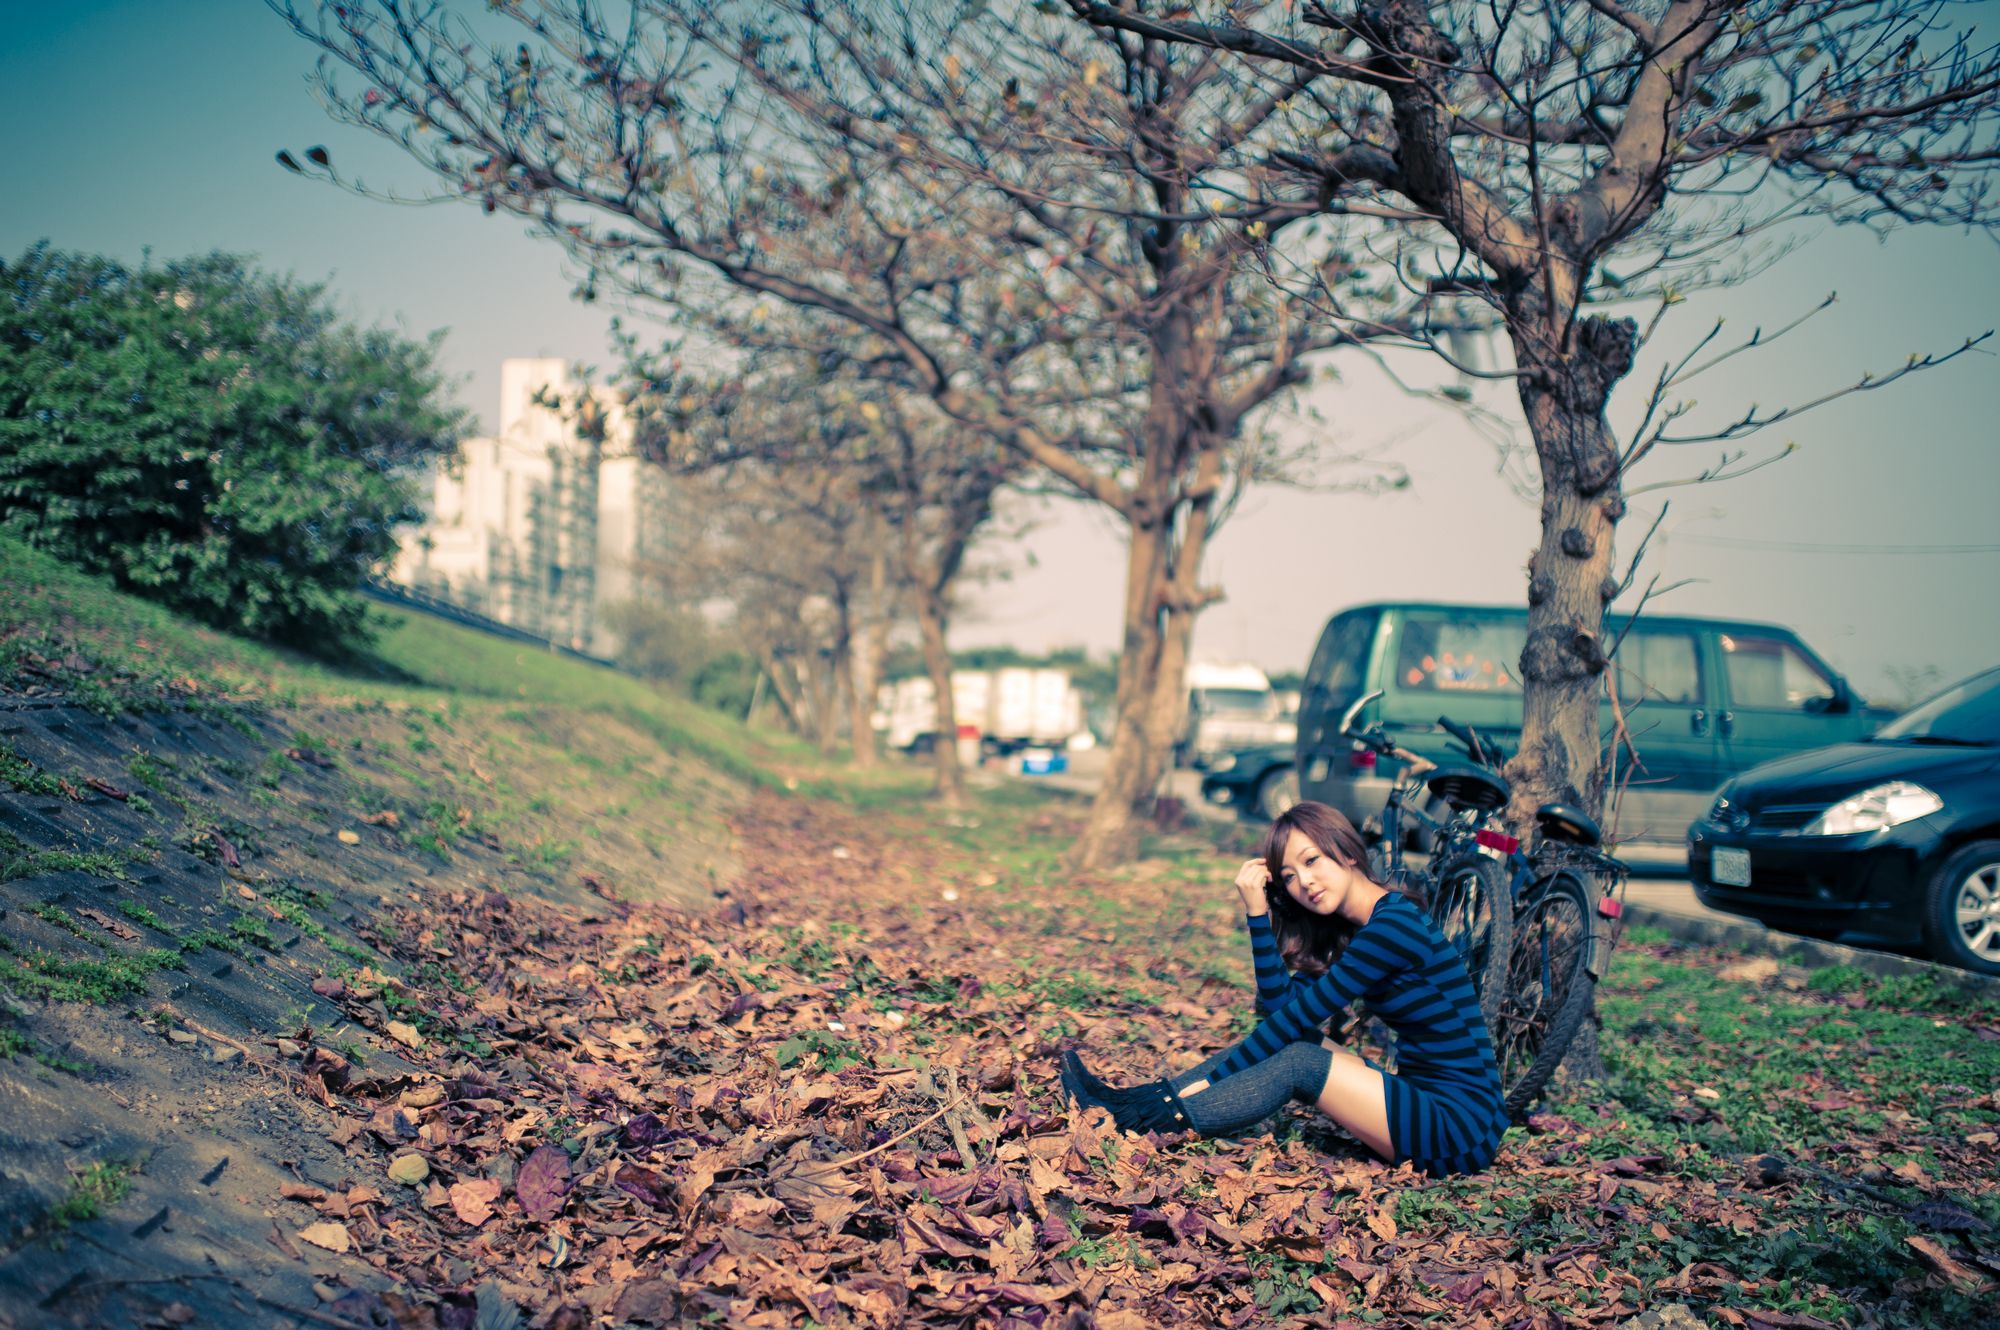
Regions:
[[0, 243, 467, 647]]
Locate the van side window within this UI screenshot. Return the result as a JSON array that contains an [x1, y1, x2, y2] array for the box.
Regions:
[[1721, 634, 1835, 710], [1396, 617, 1525, 693], [1305, 612, 1374, 704], [1608, 631, 1701, 705]]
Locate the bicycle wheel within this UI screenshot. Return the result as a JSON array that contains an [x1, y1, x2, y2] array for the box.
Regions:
[[1494, 870, 1596, 1119], [1427, 853, 1513, 1030]]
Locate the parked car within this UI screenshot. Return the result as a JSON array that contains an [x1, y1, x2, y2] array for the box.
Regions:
[[1296, 602, 1893, 849], [1199, 742, 1299, 820], [1687, 665, 2000, 973], [1177, 662, 1295, 769]]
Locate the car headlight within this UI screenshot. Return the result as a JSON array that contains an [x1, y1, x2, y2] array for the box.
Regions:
[[1705, 787, 1736, 824], [1803, 781, 1943, 836], [1208, 754, 1237, 774]]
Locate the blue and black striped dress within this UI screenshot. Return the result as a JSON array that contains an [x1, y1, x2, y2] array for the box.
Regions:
[[1216, 893, 1509, 1175]]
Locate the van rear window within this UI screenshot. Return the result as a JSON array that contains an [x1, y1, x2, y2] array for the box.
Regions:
[[1396, 617, 1524, 694], [1305, 612, 1375, 704]]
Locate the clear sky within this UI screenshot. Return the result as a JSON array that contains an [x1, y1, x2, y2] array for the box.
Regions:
[[5, 2, 1998, 704]]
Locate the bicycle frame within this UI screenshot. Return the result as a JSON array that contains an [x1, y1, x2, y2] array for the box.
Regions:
[[1472, 830, 1628, 979]]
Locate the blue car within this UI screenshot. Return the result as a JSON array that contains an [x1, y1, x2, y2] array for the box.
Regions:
[[1688, 666, 2000, 973]]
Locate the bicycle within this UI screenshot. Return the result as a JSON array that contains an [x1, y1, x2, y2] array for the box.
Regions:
[[1336, 693, 1514, 1029], [1339, 694, 1629, 1118], [1423, 767, 1630, 1118]]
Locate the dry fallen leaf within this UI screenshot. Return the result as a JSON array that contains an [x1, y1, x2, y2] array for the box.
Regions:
[[297, 1221, 352, 1253], [516, 1144, 572, 1222], [450, 1178, 503, 1227]]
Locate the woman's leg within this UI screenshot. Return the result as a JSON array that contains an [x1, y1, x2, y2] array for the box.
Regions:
[[1168, 1049, 1232, 1093], [1311, 1046, 1394, 1160], [1175, 1042, 1335, 1137]]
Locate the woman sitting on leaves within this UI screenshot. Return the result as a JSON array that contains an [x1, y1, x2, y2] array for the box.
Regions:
[[1062, 801, 1509, 1177]]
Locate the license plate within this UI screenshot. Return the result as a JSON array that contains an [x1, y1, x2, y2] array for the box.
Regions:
[[1712, 846, 1751, 887]]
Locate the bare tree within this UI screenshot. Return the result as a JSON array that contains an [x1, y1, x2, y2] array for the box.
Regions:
[[654, 458, 895, 759], [270, 0, 1416, 867], [1066, 0, 1999, 825], [631, 326, 1022, 803]]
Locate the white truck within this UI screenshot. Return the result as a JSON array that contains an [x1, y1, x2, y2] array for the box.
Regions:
[[1176, 661, 1296, 768], [877, 667, 1084, 756]]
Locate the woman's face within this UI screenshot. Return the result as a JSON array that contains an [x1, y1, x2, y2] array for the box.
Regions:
[[1277, 828, 1362, 916]]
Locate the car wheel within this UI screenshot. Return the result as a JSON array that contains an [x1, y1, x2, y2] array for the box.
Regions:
[[1923, 839, 2000, 975], [1256, 767, 1299, 820]]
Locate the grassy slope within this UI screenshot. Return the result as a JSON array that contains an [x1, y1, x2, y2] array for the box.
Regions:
[[0, 536, 928, 900]]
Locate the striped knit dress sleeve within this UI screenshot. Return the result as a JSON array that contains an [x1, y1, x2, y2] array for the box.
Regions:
[[1246, 914, 1307, 1015], [1207, 904, 1427, 1083]]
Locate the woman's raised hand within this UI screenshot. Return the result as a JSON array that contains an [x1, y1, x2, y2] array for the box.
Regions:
[[1233, 858, 1272, 917]]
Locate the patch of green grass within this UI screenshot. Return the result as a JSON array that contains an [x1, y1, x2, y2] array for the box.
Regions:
[[406, 799, 470, 860], [257, 750, 302, 788], [176, 926, 248, 958], [124, 752, 178, 793], [1, 742, 68, 797], [1, 847, 127, 883], [266, 897, 329, 943], [0, 942, 184, 1003], [227, 913, 277, 950], [772, 1029, 864, 1072], [48, 1159, 138, 1228], [327, 937, 378, 966], [29, 902, 94, 940], [0, 1027, 28, 1058]]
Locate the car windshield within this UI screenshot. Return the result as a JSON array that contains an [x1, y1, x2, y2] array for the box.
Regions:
[[1201, 689, 1271, 714], [1874, 668, 2000, 745]]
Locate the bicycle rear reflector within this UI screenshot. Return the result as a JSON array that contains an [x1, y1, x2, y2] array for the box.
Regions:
[[1349, 749, 1377, 770], [1474, 829, 1519, 854], [1597, 897, 1623, 919]]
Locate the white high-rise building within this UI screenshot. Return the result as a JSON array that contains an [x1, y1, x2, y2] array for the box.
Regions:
[[392, 358, 667, 655]]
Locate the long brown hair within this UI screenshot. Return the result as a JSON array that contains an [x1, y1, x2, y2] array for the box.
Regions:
[[1260, 801, 1417, 978]]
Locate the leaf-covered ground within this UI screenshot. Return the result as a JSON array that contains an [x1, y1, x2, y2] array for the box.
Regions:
[[259, 786, 1999, 1330]]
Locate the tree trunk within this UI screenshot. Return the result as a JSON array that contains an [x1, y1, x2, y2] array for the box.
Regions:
[[760, 654, 805, 736], [1504, 312, 1638, 831], [912, 585, 965, 807], [1507, 310, 1636, 1101], [1068, 512, 1186, 870], [832, 589, 877, 770], [1066, 302, 1225, 872], [800, 653, 841, 756]]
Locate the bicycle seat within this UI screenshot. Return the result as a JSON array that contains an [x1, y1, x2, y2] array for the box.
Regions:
[[1424, 764, 1510, 813], [1536, 802, 1601, 847]]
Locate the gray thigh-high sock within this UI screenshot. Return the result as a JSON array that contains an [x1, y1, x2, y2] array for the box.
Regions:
[[1168, 1050, 1233, 1093], [1177, 1041, 1334, 1137]]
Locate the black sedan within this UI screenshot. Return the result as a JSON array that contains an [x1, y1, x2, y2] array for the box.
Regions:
[[1199, 743, 1298, 821], [1688, 665, 2000, 973]]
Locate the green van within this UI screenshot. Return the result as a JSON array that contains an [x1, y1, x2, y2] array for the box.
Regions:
[[1296, 603, 1891, 851]]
